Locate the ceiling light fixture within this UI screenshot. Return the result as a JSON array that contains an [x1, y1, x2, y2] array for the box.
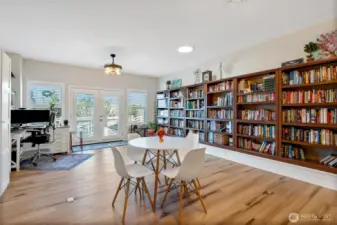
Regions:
[[178, 46, 194, 53], [104, 54, 122, 75]]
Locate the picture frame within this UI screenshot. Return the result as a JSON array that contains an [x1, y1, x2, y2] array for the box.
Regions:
[[171, 79, 182, 89], [202, 70, 212, 82]]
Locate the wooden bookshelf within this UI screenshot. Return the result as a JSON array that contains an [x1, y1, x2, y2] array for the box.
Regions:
[[154, 58, 337, 174]]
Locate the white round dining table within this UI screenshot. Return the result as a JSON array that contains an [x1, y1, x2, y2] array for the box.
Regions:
[[128, 135, 186, 212], [128, 135, 186, 150]]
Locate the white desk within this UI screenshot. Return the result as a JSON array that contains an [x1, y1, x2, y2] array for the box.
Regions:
[[11, 129, 27, 171]]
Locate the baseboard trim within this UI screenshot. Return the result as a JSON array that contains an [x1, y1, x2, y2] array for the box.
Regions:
[[201, 144, 337, 191]]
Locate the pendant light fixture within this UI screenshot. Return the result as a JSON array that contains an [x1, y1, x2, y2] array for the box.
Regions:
[[104, 54, 122, 75]]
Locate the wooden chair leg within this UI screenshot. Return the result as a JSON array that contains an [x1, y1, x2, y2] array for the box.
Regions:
[[196, 178, 201, 188], [112, 177, 124, 207], [142, 150, 149, 165], [192, 180, 207, 214], [135, 178, 141, 196], [122, 179, 131, 223], [141, 177, 154, 211], [183, 181, 189, 197], [163, 151, 168, 185], [161, 178, 174, 208], [174, 150, 181, 166], [179, 181, 184, 225]]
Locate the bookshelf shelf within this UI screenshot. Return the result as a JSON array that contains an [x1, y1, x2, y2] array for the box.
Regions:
[[207, 106, 233, 109], [237, 134, 275, 142], [154, 58, 337, 174], [236, 120, 276, 125], [282, 103, 337, 107], [207, 118, 232, 122], [282, 122, 337, 129], [207, 89, 233, 94], [237, 101, 275, 105], [237, 91, 275, 96], [281, 140, 337, 150], [281, 80, 337, 89]]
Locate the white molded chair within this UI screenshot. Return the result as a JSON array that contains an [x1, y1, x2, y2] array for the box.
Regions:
[[161, 147, 207, 225], [127, 133, 147, 163], [111, 147, 154, 223]]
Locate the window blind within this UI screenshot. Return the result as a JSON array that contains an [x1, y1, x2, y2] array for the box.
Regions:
[[127, 91, 147, 123]]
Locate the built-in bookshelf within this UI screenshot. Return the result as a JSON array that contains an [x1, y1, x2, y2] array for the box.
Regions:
[[155, 57, 337, 174]]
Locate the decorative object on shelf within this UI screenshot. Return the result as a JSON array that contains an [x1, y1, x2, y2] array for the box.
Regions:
[[219, 62, 223, 79], [316, 29, 337, 58], [104, 54, 122, 75], [171, 79, 182, 89], [238, 79, 248, 91], [166, 80, 171, 90], [281, 58, 304, 67], [282, 73, 289, 85], [157, 127, 165, 142], [63, 119, 69, 126], [148, 121, 157, 136], [202, 70, 212, 82], [194, 69, 201, 84], [304, 42, 319, 62]]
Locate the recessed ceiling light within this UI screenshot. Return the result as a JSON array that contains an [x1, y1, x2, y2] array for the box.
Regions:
[[178, 46, 194, 53]]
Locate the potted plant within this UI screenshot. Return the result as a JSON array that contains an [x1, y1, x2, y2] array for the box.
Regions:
[[166, 80, 171, 90], [304, 42, 319, 62], [147, 121, 157, 136]]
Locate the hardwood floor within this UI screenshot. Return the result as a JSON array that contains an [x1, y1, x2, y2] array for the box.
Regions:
[[0, 148, 336, 225]]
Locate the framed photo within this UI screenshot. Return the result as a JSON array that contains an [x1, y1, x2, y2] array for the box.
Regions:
[[202, 70, 212, 82], [171, 79, 182, 89]]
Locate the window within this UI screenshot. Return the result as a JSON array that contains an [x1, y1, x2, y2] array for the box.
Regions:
[[28, 83, 63, 122], [127, 90, 147, 124]]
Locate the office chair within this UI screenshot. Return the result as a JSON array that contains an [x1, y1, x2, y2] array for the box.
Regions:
[[28, 106, 57, 166]]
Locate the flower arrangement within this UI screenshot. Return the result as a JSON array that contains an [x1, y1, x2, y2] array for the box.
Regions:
[[157, 127, 166, 142], [316, 29, 337, 58]]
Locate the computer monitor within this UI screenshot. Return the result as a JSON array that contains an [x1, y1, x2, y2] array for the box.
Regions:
[[11, 109, 50, 124]]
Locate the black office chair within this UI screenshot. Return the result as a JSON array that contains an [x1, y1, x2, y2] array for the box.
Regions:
[[27, 106, 57, 166]]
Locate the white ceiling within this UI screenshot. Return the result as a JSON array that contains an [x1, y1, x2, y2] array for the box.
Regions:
[[0, 0, 336, 77]]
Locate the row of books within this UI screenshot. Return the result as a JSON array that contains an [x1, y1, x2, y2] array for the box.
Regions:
[[207, 121, 232, 133], [282, 127, 337, 146], [262, 75, 276, 91], [237, 92, 275, 103], [170, 90, 184, 98], [239, 109, 276, 121], [187, 120, 204, 130], [158, 109, 169, 117], [208, 81, 233, 92], [237, 138, 276, 155], [170, 119, 184, 128], [281, 144, 306, 160], [207, 109, 233, 120], [186, 100, 204, 109], [186, 110, 204, 118], [170, 101, 183, 108], [282, 89, 337, 104], [238, 124, 276, 138], [209, 93, 233, 106], [157, 118, 168, 125], [320, 155, 337, 168], [168, 128, 184, 137], [208, 132, 232, 146], [282, 65, 337, 86], [188, 89, 204, 99], [170, 109, 184, 118], [282, 108, 337, 124]]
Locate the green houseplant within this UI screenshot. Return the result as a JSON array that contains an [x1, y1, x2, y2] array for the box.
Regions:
[[304, 42, 319, 62], [147, 121, 157, 136]]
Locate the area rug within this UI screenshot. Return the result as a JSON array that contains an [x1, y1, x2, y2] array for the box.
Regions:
[[72, 141, 127, 152], [20, 154, 93, 171]]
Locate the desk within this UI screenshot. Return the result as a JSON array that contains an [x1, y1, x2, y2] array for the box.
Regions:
[[128, 136, 186, 212], [11, 129, 27, 171]]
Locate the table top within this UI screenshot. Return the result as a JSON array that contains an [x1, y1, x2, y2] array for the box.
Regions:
[[128, 136, 186, 150]]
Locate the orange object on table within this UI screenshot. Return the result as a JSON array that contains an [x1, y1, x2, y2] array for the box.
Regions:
[[157, 127, 165, 142]]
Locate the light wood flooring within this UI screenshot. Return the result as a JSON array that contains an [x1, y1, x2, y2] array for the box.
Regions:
[[0, 148, 336, 225]]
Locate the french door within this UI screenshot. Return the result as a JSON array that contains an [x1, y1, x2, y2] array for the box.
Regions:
[[70, 88, 123, 144]]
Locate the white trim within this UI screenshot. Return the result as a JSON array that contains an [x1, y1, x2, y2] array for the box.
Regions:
[[0, 149, 10, 196], [201, 144, 337, 191], [126, 89, 148, 125]]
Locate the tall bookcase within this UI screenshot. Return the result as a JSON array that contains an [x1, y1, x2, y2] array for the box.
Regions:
[[155, 57, 337, 174]]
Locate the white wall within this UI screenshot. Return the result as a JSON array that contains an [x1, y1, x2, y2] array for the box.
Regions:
[[22, 59, 158, 138], [158, 19, 337, 88]]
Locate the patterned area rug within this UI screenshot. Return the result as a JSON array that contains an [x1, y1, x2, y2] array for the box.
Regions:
[[20, 154, 93, 171], [72, 141, 127, 152]]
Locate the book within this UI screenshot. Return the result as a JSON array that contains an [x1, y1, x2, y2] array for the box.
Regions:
[[208, 109, 233, 120], [282, 108, 337, 124], [282, 88, 337, 104], [282, 127, 337, 146], [239, 109, 276, 121], [209, 80, 233, 92]]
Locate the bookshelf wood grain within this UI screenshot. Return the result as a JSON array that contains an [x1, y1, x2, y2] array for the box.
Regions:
[[154, 58, 337, 174]]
